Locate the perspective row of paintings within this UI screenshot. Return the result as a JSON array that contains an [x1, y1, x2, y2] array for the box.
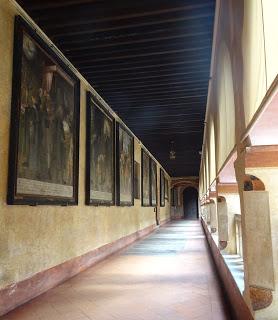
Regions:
[[87, 93, 134, 206], [8, 16, 161, 207]]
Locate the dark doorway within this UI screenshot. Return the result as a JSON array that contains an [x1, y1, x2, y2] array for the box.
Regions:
[[183, 187, 198, 220]]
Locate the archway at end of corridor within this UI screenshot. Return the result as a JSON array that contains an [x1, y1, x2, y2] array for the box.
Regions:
[[183, 187, 199, 220]]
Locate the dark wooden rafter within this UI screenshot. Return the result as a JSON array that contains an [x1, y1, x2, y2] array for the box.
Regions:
[[24, 1, 214, 24], [58, 20, 213, 49], [79, 59, 211, 75]]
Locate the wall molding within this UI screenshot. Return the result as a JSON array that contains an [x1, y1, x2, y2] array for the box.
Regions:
[[0, 223, 157, 316]]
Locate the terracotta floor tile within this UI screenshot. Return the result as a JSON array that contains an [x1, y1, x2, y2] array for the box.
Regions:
[[2, 220, 231, 320]]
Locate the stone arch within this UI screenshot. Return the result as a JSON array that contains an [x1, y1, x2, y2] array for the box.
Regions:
[[244, 174, 265, 191], [217, 196, 228, 250]]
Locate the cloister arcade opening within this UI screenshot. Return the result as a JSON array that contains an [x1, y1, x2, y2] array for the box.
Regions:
[[183, 187, 199, 220]]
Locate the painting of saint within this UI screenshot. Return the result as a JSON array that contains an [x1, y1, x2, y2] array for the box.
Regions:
[[165, 178, 169, 200], [8, 17, 80, 205], [150, 159, 157, 206], [86, 93, 114, 205], [134, 161, 140, 200], [116, 124, 134, 206], [141, 150, 150, 206], [160, 169, 165, 207]]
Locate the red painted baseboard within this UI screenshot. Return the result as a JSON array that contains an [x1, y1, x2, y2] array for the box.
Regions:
[[0, 223, 157, 316], [201, 219, 254, 320]]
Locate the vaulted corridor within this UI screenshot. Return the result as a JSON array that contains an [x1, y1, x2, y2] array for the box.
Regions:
[[2, 221, 230, 320], [1, 0, 278, 319]]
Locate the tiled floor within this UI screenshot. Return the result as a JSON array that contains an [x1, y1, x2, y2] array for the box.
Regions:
[[3, 220, 231, 320]]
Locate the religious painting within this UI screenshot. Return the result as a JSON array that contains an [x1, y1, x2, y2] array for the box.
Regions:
[[116, 124, 134, 206], [134, 161, 140, 200], [171, 187, 178, 207], [8, 16, 80, 205], [165, 178, 169, 200], [86, 92, 115, 205], [160, 169, 165, 207], [150, 159, 157, 207], [141, 149, 150, 206]]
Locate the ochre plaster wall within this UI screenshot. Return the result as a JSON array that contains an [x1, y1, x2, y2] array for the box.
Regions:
[[0, 1, 170, 290], [199, 0, 278, 196]]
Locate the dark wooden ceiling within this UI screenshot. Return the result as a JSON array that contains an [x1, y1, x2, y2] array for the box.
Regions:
[[18, 0, 215, 177]]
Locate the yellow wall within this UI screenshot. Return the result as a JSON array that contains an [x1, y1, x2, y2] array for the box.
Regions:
[[0, 1, 170, 290], [199, 0, 278, 197]]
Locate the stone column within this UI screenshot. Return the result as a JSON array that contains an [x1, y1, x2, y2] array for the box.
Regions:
[[217, 196, 228, 250], [206, 202, 211, 224], [209, 200, 217, 233], [235, 152, 276, 317], [245, 167, 278, 319]]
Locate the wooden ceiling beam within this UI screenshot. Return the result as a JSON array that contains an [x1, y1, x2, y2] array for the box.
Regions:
[[84, 63, 210, 80], [87, 70, 209, 84], [57, 20, 213, 47], [73, 45, 211, 64], [18, 0, 99, 11], [108, 100, 206, 108], [113, 102, 206, 110], [66, 34, 212, 59], [107, 92, 207, 104], [31, 1, 214, 26], [79, 59, 210, 74], [94, 78, 208, 91], [62, 29, 212, 53], [123, 118, 204, 124], [137, 130, 202, 135], [121, 113, 203, 120], [130, 123, 204, 130], [49, 13, 213, 39], [95, 84, 208, 94], [92, 72, 210, 84], [106, 87, 208, 100], [76, 51, 210, 70], [108, 95, 207, 105], [68, 40, 211, 63], [102, 83, 208, 95]]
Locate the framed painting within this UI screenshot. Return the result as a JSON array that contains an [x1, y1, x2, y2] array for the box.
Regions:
[[150, 158, 157, 207], [86, 92, 115, 205], [116, 123, 134, 206], [134, 161, 140, 200], [171, 187, 178, 207], [160, 169, 165, 207], [7, 16, 80, 205], [141, 149, 150, 206], [165, 178, 169, 200]]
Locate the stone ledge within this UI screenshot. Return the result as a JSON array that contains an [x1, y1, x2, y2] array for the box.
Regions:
[[201, 219, 254, 320]]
